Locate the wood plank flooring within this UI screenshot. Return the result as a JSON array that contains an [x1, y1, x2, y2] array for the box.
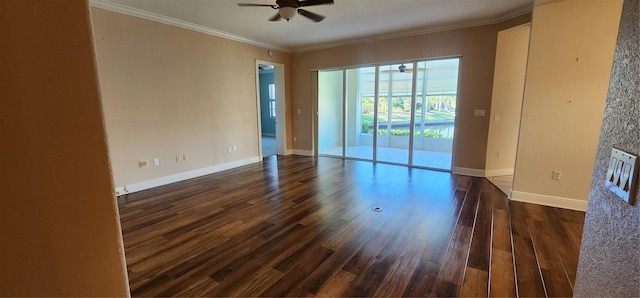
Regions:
[[117, 156, 585, 297]]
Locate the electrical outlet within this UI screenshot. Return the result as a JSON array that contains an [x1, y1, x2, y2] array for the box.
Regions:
[[183, 153, 188, 161], [233, 145, 237, 152], [153, 158, 159, 166], [294, 136, 297, 142], [552, 170, 561, 180], [228, 146, 232, 153], [497, 151, 502, 158], [139, 160, 148, 168]]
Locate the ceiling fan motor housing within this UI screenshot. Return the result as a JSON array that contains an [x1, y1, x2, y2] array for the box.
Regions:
[[277, 0, 298, 20]]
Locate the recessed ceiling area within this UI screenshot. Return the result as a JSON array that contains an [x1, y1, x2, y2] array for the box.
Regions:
[[94, 0, 533, 52]]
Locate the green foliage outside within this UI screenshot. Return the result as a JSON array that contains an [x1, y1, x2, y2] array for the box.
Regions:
[[376, 129, 444, 138], [361, 120, 370, 133], [360, 111, 454, 123], [359, 95, 454, 138]]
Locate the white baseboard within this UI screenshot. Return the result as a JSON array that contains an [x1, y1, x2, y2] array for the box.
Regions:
[[116, 157, 260, 195], [285, 149, 293, 155], [510, 190, 587, 211], [292, 149, 315, 156], [452, 167, 485, 177], [485, 168, 514, 177]]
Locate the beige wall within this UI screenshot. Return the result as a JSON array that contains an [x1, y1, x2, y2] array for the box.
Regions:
[[512, 0, 623, 207], [91, 8, 292, 188], [0, 0, 129, 296], [485, 24, 531, 175], [291, 14, 531, 171]]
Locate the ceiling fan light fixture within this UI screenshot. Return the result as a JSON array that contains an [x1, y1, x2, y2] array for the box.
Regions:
[[279, 7, 297, 21]]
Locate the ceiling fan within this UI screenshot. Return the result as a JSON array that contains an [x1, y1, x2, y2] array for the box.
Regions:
[[238, 0, 334, 23], [379, 64, 427, 74]]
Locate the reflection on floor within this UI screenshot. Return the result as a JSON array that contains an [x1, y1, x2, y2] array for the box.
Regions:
[[486, 175, 514, 196], [262, 136, 276, 157], [321, 145, 451, 170]]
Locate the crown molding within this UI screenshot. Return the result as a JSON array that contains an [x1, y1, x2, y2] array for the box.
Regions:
[[89, 0, 291, 53], [291, 4, 532, 53], [90, 0, 531, 55]]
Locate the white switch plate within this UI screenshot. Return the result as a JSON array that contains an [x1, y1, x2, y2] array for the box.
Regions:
[[474, 109, 486, 117], [605, 148, 638, 204], [153, 158, 159, 166]]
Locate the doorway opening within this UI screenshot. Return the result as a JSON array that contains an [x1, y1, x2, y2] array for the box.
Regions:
[[256, 60, 286, 159], [317, 58, 460, 171]]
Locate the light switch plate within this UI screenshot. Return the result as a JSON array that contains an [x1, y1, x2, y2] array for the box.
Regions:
[[474, 109, 486, 117], [605, 148, 638, 204]]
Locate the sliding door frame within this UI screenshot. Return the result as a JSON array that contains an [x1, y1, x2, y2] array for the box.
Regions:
[[315, 56, 461, 172]]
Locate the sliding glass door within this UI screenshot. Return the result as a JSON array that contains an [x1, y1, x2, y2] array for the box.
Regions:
[[411, 59, 459, 168], [345, 67, 374, 160], [376, 64, 413, 165], [318, 58, 459, 171], [318, 70, 343, 156]]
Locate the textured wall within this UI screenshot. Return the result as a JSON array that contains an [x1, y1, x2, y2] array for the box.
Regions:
[[574, 0, 640, 296]]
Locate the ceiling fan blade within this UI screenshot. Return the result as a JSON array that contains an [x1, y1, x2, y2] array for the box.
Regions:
[[298, 8, 325, 22], [297, 0, 334, 7], [269, 13, 282, 21], [238, 3, 278, 9]]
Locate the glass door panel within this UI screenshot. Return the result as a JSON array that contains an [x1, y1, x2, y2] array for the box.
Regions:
[[411, 58, 459, 169], [376, 63, 413, 165], [318, 70, 344, 156], [345, 67, 374, 160]]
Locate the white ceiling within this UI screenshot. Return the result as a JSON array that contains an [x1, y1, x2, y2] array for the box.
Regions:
[[95, 0, 533, 52]]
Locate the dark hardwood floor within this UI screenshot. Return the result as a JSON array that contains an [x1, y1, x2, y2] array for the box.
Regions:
[[117, 155, 585, 297]]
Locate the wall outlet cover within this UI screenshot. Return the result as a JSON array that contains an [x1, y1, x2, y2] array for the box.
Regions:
[[605, 148, 638, 204]]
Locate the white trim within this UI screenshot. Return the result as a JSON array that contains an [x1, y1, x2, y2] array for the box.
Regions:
[[115, 186, 128, 196], [292, 7, 532, 52], [90, 0, 290, 52], [293, 149, 315, 157], [510, 191, 588, 211], [452, 167, 486, 177], [485, 168, 515, 177], [285, 149, 294, 155], [115, 157, 260, 195]]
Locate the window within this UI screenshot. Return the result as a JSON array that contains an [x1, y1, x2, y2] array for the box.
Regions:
[[268, 83, 276, 119]]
